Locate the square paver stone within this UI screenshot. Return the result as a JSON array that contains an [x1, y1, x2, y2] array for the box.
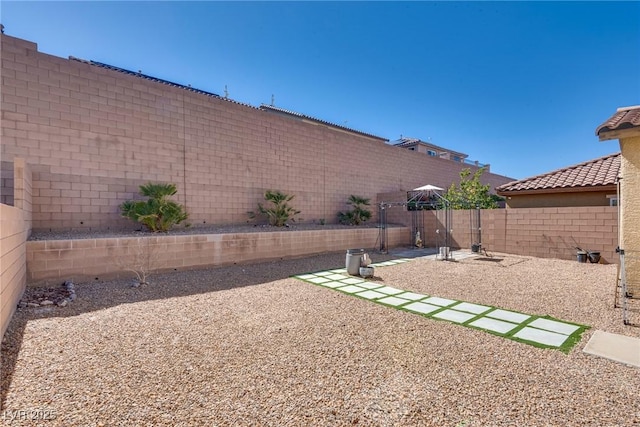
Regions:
[[337, 285, 368, 294], [514, 327, 569, 347], [423, 296, 457, 307], [340, 277, 366, 285], [319, 281, 348, 289], [326, 274, 349, 281], [297, 274, 318, 280], [356, 282, 383, 290], [356, 290, 388, 300], [528, 318, 580, 336], [433, 309, 476, 324], [452, 302, 491, 314], [307, 277, 332, 284], [378, 296, 411, 307], [314, 271, 333, 276], [404, 302, 441, 315], [395, 292, 426, 301], [329, 269, 347, 273], [486, 309, 530, 324], [375, 286, 404, 295], [469, 317, 519, 335]]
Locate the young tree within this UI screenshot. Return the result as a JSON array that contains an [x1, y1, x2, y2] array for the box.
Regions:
[[443, 168, 500, 209]]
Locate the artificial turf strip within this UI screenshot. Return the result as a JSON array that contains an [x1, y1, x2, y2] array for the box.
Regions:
[[293, 267, 590, 354]]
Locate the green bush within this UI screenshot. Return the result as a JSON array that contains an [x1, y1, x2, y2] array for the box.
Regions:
[[256, 190, 301, 227], [338, 195, 372, 225], [120, 182, 188, 232]]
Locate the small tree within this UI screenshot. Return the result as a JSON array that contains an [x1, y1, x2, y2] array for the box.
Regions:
[[113, 238, 156, 286], [120, 183, 188, 232], [257, 190, 301, 227], [443, 168, 499, 209], [338, 195, 372, 225]]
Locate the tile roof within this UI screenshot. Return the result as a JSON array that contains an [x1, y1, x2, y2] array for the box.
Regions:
[[496, 153, 620, 194], [596, 106, 640, 135], [259, 104, 387, 141]]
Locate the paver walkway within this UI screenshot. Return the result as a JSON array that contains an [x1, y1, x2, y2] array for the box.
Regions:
[[294, 258, 589, 353]]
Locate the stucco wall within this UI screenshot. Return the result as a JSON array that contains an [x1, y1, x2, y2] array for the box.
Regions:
[[0, 34, 513, 232], [0, 158, 32, 339], [504, 190, 616, 208], [619, 135, 640, 294]]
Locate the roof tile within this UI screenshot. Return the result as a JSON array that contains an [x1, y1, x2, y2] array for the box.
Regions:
[[497, 153, 620, 193], [596, 106, 640, 135]]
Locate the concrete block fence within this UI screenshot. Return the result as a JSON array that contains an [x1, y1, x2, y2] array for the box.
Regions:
[[375, 191, 618, 264], [1, 158, 32, 338], [1, 33, 513, 232], [26, 227, 408, 284]]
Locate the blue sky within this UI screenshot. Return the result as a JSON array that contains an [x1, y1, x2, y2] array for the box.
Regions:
[[2, 1, 639, 180]]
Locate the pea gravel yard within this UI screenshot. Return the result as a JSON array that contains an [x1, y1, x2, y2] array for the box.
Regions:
[[1, 251, 639, 426]]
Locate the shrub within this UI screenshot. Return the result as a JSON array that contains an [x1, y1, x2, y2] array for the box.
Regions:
[[256, 190, 301, 227], [120, 182, 188, 232], [338, 195, 372, 225]]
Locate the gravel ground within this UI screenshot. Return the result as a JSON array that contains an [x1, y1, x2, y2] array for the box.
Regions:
[[2, 251, 639, 426]]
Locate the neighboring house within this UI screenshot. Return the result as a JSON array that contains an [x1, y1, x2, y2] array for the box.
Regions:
[[496, 153, 620, 208], [391, 137, 490, 171]]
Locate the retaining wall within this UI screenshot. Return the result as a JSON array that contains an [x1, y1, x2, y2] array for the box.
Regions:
[[26, 226, 408, 284]]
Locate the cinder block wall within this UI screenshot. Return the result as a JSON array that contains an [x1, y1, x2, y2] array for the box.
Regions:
[[375, 197, 618, 263], [446, 207, 618, 263], [26, 227, 408, 284], [0, 34, 513, 232], [1, 158, 32, 338]]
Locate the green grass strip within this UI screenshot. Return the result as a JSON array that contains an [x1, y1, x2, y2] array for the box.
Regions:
[[293, 265, 589, 353]]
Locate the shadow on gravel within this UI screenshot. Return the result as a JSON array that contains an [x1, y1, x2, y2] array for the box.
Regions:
[[1, 250, 398, 407]]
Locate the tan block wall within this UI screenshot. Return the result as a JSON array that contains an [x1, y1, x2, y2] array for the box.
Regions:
[[0, 34, 513, 232], [378, 203, 618, 263], [26, 227, 408, 284], [619, 135, 640, 294], [504, 190, 616, 208], [0, 158, 32, 338], [490, 207, 617, 263]]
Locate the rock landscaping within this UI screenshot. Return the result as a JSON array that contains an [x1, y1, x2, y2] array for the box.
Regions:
[[1, 251, 638, 426]]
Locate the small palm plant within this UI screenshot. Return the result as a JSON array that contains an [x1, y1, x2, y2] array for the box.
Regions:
[[257, 190, 301, 227], [120, 182, 188, 232], [338, 195, 372, 225]]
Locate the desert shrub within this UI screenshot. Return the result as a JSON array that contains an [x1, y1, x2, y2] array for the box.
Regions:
[[256, 190, 301, 227], [338, 195, 372, 225], [120, 182, 188, 232]]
